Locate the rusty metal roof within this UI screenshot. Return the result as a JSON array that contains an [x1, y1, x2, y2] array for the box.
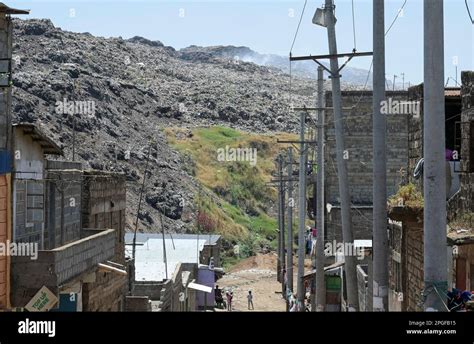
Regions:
[[445, 88, 461, 97], [0, 3, 29, 15], [13, 123, 63, 155]]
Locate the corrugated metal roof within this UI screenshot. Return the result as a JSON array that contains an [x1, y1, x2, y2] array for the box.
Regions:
[[445, 88, 461, 97], [124, 233, 220, 246], [125, 237, 208, 282], [13, 123, 63, 155], [0, 3, 29, 15]]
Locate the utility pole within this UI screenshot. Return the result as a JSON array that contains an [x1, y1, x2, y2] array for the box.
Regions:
[[401, 73, 405, 90], [423, 0, 447, 312], [276, 155, 283, 284], [286, 147, 294, 296], [392, 74, 397, 91], [323, 0, 359, 311], [297, 111, 307, 311], [372, 0, 389, 312], [72, 80, 76, 161], [159, 207, 168, 280], [131, 141, 153, 293], [315, 66, 326, 312], [278, 155, 286, 295]]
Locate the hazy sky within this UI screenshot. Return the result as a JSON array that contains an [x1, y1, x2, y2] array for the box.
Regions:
[[12, 0, 474, 84]]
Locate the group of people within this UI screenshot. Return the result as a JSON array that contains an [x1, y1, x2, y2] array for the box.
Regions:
[[447, 289, 473, 311], [214, 285, 254, 311]]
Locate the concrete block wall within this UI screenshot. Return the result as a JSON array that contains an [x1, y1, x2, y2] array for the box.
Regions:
[[405, 223, 424, 311], [82, 270, 127, 311], [10, 229, 115, 307], [81, 171, 126, 264], [125, 296, 151, 312], [326, 207, 373, 243], [53, 229, 116, 284], [0, 175, 9, 309], [14, 179, 44, 245], [324, 91, 409, 242], [45, 169, 82, 249], [325, 91, 409, 205], [133, 282, 164, 300]]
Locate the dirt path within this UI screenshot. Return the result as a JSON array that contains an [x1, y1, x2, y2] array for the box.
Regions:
[[216, 254, 286, 312]]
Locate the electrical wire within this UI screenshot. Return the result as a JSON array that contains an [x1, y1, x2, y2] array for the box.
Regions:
[[351, 0, 357, 51], [465, 0, 474, 24], [290, 0, 308, 54]]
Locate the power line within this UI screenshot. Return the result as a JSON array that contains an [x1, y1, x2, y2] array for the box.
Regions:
[[351, 0, 357, 51], [465, 0, 474, 24], [290, 0, 308, 54], [386, 0, 408, 36]]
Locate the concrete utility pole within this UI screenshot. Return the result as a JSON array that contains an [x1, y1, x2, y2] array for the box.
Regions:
[[323, 0, 359, 311], [423, 0, 447, 312], [316, 67, 326, 312], [315, 66, 326, 312], [276, 155, 283, 284], [297, 111, 307, 311], [279, 155, 286, 295], [287, 147, 294, 296], [372, 0, 389, 312]]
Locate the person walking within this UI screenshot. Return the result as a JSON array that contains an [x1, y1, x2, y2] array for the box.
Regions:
[[226, 291, 233, 311], [247, 290, 254, 310]]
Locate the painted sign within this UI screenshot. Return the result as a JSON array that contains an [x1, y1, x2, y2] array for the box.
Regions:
[[25, 286, 58, 312]]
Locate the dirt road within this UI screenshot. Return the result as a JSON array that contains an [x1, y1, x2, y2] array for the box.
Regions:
[[216, 254, 286, 312]]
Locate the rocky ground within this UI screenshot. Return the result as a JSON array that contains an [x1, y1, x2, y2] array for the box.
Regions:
[[10, 18, 316, 235], [10, 18, 368, 243]]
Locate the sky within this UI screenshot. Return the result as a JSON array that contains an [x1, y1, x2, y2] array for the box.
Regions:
[[12, 0, 474, 85]]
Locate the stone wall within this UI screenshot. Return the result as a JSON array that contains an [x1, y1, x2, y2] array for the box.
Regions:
[[458, 71, 474, 215], [405, 222, 424, 312], [356, 264, 368, 311], [82, 269, 127, 311]]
